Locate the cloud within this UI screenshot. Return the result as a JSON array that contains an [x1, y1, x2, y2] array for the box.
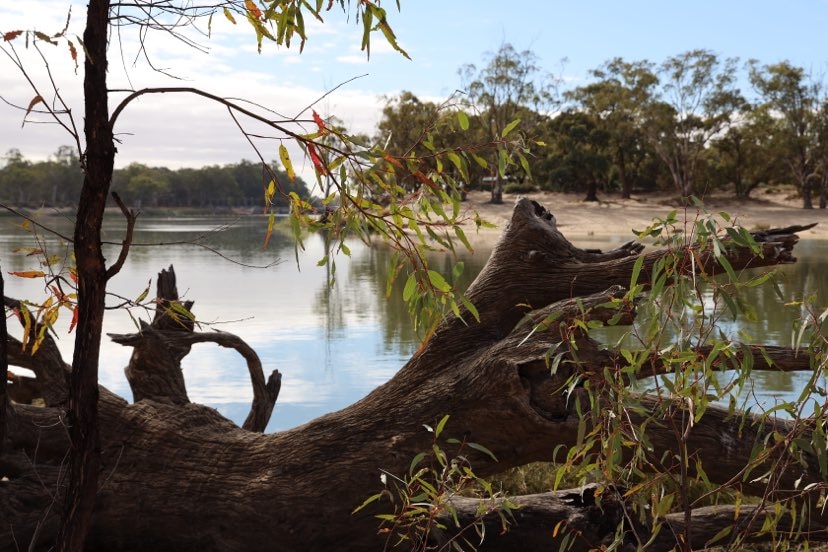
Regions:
[[336, 54, 369, 65], [0, 0, 426, 181]]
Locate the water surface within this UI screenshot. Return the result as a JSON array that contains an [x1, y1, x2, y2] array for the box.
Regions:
[[2, 214, 824, 431]]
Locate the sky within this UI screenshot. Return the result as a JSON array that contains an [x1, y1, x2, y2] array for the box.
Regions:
[[2, 0, 828, 186]]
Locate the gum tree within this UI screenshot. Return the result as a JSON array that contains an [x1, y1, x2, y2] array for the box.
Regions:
[[1, 1, 487, 548]]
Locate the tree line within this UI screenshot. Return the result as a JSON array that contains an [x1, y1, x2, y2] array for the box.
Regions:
[[0, 149, 311, 210], [3, 46, 826, 210], [377, 46, 828, 208]]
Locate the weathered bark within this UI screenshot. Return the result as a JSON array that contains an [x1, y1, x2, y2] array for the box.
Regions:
[[58, 0, 116, 547], [0, 198, 822, 550], [109, 265, 280, 432]]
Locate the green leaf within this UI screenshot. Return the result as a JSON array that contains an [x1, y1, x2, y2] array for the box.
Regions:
[[471, 153, 488, 169], [454, 226, 472, 252], [457, 110, 469, 130], [427, 270, 451, 292], [460, 295, 480, 322], [352, 493, 382, 514], [468, 442, 498, 462], [630, 253, 645, 287], [501, 118, 521, 139], [409, 451, 427, 475], [134, 279, 151, 304], [435, 414, 449, 438], [446, 151, 468, 182], [498, 149, 508, 178], [403, 273, 417, 302]]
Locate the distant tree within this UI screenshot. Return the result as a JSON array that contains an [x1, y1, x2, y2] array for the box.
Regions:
[[45, 146, 84, 205], [459, 43, 559, 203], [709, 104, 787, 198], [749, 60, 824, 208], [569, 58, 658, 198], [647, 50, 745, 199], [0, 149, 35, 205], [374, 91, 475, 199], [537, 109, 610, 201]]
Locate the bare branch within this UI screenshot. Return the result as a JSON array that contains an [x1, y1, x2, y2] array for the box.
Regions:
[[105, 191, 139, 281]]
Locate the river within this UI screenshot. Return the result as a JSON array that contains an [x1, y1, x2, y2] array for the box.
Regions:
[[1, 214, 825, 431]]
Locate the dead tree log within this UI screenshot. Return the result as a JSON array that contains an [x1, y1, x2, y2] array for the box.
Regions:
[[0, 198, 823, 551]]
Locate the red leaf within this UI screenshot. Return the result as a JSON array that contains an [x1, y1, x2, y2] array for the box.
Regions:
[[307, 143, 328, 175], [3, 30, 23, 42], [312, 110, 327, 133], [68, 305, 78, 333]]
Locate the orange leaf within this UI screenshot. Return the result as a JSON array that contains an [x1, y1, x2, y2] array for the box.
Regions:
[[244, 0, 262, 20], [413, 171, 436, 190], [68, 40, 78, 71], [25, 95, 44, 118], [312, 110, 327, 134], [383, 154, 403, 169], [3, 30, 23, 42], [307, 143, 328, 175], [9, 270, 45, 278]]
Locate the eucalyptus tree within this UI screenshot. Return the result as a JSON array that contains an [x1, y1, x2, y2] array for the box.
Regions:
[[568, 58, 658, 198], [647, 49, 745, 199], [749, 61, 826, 208], [709, 103, 787, 198], [459, 43, 559, 203], [537, 108, 611, 201]]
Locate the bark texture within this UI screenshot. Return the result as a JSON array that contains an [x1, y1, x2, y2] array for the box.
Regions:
[[0, 198, 823, 551]]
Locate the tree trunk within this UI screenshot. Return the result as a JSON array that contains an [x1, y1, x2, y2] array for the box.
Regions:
[[57, 0, 115, 549], [583, 180, 599, 202], [490, 175, 503, 204], [616, 146, 631, 199], [0, 199, 821, 551]]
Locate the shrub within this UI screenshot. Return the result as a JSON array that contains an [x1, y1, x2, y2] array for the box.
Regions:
[[503, 182, 538, 194]]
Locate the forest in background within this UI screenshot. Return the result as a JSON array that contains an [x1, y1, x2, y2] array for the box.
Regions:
[[2, 47, 828, 210]]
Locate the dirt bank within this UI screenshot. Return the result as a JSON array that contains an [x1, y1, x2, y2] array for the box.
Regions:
[[460, 188, 828, 247]]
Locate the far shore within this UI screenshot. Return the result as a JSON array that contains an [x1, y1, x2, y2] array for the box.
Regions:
[[459, 188, 828, 248]]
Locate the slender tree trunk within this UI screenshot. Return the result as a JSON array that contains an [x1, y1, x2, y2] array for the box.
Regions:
[[803, 179, 814, 209], [57, 0, 115, 549], [616, 147, 631, 199], [490, 174, 503, 204], [583, 180, 599, 202]]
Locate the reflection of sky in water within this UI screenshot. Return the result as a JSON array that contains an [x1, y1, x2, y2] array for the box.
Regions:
[[2, 214, 826, 431]]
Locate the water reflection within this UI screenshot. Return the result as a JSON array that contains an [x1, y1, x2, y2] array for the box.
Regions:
[[0, 213, 826, 431]]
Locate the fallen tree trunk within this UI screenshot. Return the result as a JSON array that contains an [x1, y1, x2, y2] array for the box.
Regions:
[[0, 198, 823, 550]]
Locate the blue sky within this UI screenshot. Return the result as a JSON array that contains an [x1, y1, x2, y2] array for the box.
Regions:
[[2, 0, 828, 184]]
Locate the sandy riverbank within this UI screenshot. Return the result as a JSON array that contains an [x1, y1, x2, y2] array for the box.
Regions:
[[459, 188, 828, 247]]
